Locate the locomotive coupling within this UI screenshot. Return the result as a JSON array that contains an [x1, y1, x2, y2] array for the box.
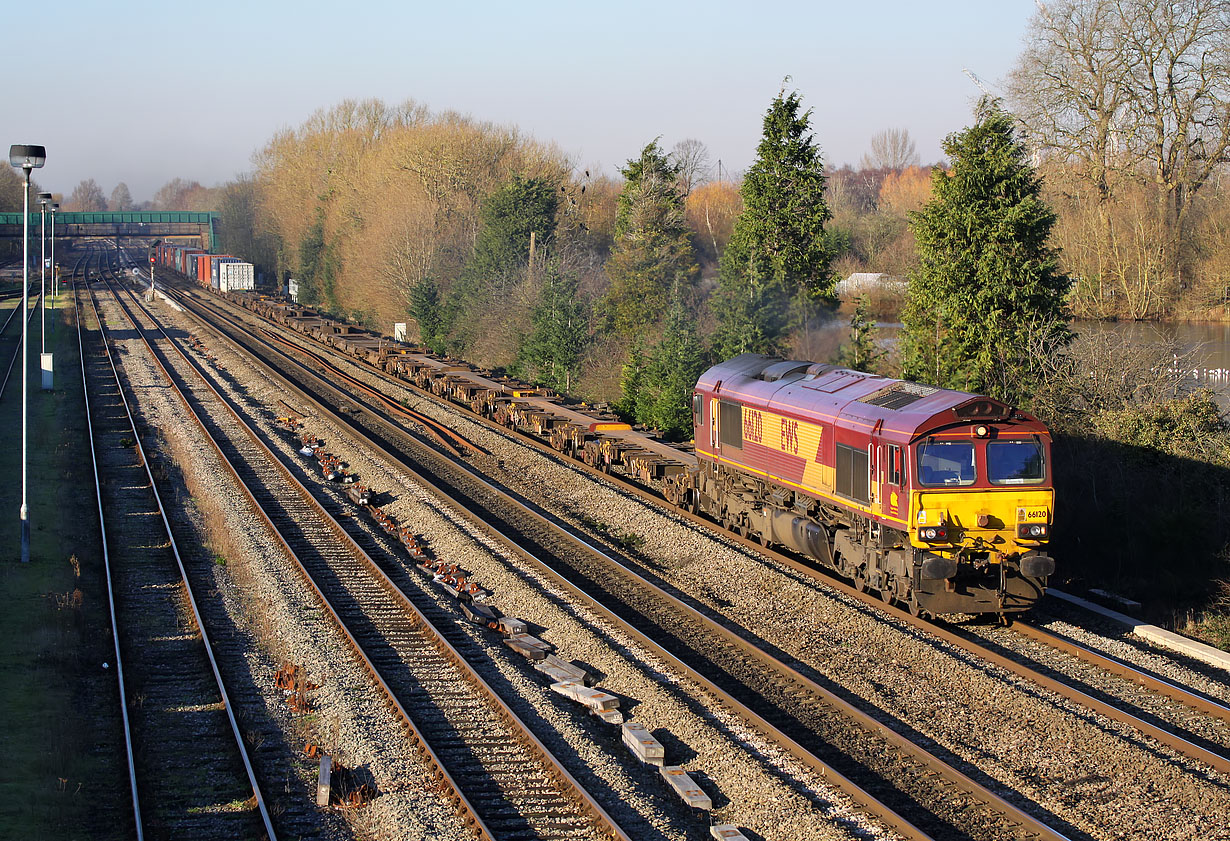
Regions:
[[1019, 552, 1055, 578]]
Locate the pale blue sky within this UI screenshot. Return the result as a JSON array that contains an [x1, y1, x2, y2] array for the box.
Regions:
[[8, 0, 1037, 202]]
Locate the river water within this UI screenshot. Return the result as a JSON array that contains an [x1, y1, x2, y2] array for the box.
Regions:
[[872, 319, 1230, 399]]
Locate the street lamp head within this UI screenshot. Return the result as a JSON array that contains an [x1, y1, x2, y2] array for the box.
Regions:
[[50, 203, 58, 214], [37, 192, 51, 206], [9, 145, 46, 170]]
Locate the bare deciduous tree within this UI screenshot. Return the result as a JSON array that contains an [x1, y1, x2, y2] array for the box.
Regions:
[[670, 138, 711, 195], [152, 178, 214, 210], [1008, 0, 1133, 198], [859, 128, 919, 171], [683, 180, 741, 264], [68, 179, 107, 212], [1009, 0, 1230, 315], [109, 182, 133, 211]]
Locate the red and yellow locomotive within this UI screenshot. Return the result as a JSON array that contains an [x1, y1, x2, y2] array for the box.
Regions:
[[688, 354, 1055, 617]]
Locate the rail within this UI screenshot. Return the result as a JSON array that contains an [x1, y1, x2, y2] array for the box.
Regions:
[[104, 270, 630, 841], [76, 249, 277, 840]]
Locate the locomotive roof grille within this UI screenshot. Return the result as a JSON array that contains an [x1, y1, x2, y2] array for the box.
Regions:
[[858, 381, 940, 410]]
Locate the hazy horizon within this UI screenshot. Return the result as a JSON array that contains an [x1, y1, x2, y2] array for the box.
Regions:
[[10, 0, 1035, 203]]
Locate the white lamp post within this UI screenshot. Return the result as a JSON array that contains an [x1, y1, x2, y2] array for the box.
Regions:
[[9, 144, 46, 565], [38, 193, 50, 354]]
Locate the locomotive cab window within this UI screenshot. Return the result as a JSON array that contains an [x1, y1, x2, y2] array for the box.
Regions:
[[887, 444, 902, 485], [987, 439, 1045, 485], [918, 441, 975, 486], [692, 393, 703, 426], [718, 400, 743, 448]]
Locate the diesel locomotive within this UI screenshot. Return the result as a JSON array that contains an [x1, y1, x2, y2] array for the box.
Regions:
[[687, 354, 1055, 617]]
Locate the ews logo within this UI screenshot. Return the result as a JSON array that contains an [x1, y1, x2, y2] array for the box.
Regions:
[[780, 418, 800, 455]]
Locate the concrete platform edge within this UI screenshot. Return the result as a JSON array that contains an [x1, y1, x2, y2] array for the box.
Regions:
[[1048, 588, 1230, 671]]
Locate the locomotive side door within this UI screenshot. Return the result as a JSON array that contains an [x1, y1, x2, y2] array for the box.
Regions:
[[869, 439, 880, 516], [882, 442, 904, 522]]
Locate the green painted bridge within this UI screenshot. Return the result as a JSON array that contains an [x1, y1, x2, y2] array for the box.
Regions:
[[0, 211, 217, 244]]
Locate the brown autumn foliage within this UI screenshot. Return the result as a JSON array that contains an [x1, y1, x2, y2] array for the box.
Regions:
[[684, 180, 742, 268], [878, 165, 934, 215], [254, 99, 570, 328]]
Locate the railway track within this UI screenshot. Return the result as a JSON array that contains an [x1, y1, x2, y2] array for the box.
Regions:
[[0, 276, 42, 399], [206, 281, 1230, 777], [96, 259, 629, 841], [75, 252, 278, 840], [161, 279, 1084, 841]]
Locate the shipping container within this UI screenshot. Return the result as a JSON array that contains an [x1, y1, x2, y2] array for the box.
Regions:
[[209, 255, 238, 289], [194, 253, 213, 284], [218, 261, 255, 292], [179, 249, 204, 275]]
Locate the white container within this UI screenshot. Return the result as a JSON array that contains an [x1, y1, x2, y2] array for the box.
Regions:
[[219, 261, 255, 292]]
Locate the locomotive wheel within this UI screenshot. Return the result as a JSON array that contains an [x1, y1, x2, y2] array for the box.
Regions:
[[878, 584, 894, 605], [907, 596, 930, 620], [853, 572, 871, 594]]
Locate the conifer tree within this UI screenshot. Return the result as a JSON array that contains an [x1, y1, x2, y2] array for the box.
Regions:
[[463, 175, 558, 293], [601, 142, 697, 335], [515, 263, 587, 392], [714, 86, 835, 357], [451, 175, 559, 351], [644, 296, 707, 439], [409, 275, 445, 353], [618, 340, 649, 421], [901, 98, 1071, 401], [835, 296, 882, 373]]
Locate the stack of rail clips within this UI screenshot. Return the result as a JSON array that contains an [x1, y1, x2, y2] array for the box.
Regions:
[[368, 506, 400, 539], [286, 423, 720, 820], [419, 558, 490, 601], [317, 451, 342, 481], [344, 483, 373, 506], [298, 433, 322, 457], [274, 662, 319, 714]]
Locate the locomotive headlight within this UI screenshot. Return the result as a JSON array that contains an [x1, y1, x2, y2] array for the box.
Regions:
[[918, 525, 948, 542], [975, 424, 990, 438]]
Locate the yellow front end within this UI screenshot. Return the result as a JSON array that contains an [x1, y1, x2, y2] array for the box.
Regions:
[[912, 489, 1054, 556]]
